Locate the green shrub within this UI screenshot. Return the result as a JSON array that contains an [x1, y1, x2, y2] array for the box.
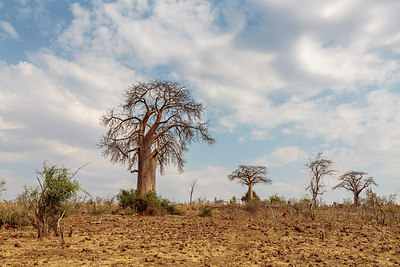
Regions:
[[117, 188, 137, 212], [230, 196, 237, 204], [22, 162, 88, 238], [198, 205, 213, 217], [241, 191, 261, 203], [299, 195, 312, 206], [159, 198, 184, 216], [117, 189, 183, 216], [269, 194, 286, 204]]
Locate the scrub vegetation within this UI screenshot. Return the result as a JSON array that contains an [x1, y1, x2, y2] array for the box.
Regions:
[[1, 194, 399, 266]]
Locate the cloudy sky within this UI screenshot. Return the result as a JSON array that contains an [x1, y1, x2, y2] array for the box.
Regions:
[[1, 0, 399, 203]]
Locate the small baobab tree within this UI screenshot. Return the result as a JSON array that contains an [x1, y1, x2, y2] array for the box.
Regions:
[[305, 152, 336, 207], [228, 165, 271, 203], [99, 81, 215, 195], [333, 171, 377, 207]]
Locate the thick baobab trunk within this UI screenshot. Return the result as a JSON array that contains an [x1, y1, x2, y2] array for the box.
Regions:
[[247, 183, 253, 203], [137, 146, 154, 195], [354, 192, 360, 207], [137, 143, 159, 195]]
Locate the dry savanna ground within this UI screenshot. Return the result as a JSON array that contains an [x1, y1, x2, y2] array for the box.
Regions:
[[1, 204, 400, 266]]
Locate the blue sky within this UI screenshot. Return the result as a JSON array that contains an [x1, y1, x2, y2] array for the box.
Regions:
[[1, 0, 400, 203]]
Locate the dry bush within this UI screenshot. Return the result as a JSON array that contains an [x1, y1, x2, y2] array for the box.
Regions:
[[198, 205, 213, 217], [384, 204, 400, 225], [244, 200, 267, 216], [0, 200, 30, 228], [227, 203, 240, 220], [85, 197, 117, 216], [63, 195, 117, 215], [195, 197, 209, 205], [64, 196, 88, 214], [361, 190, 400, 226]]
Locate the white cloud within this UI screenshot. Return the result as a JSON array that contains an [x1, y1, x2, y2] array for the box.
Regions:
[[0, 151, 28, 163], [49, 0, 400, 144], [0, 116, 24, 130], [0, 52, 139, 197], [57, 3, 93, 50], [296, 35, 396, 88], [256, 146, 307, 168], [1, 0, 400, 202], [0, 21, 20, 40], [320, 1, 355, 19]]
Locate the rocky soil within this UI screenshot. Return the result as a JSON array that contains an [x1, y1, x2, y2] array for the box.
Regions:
[[1, 205, 399, 266]]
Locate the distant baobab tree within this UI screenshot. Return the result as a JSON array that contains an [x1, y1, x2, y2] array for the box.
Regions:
[[305, 152, 336, 207], [333, 171, 377, 207], [99, 81, 215, 195], [228, 165, 271, 203]]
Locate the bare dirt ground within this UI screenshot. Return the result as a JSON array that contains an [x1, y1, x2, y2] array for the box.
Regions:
[[1, 205, 400, 266]]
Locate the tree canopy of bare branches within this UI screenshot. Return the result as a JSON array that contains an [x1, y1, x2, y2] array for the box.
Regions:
[[228, 165, 271, 203], [333, 171, 377, 207], [99, 81, 215, 195], [305, 152, 336, 207]]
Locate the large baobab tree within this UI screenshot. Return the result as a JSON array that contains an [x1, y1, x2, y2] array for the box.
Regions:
[[333, 171, 377, 207], [99, 81, 215, 195], [305, 152, 336, 207], [228, 165, 271, 203]]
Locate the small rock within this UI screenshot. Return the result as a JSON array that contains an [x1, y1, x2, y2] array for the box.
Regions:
[[145, 257, 154, 262], [293, 226, 302, 232]]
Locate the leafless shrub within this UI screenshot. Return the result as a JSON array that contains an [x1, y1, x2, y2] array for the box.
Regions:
[[188, 179, 198, 205], [213, 197, 225, 205], [0, 199, 30, 228], [227, 202, 240, 220], [244, 200, 266, 216], [195, 197, 208, 205]]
